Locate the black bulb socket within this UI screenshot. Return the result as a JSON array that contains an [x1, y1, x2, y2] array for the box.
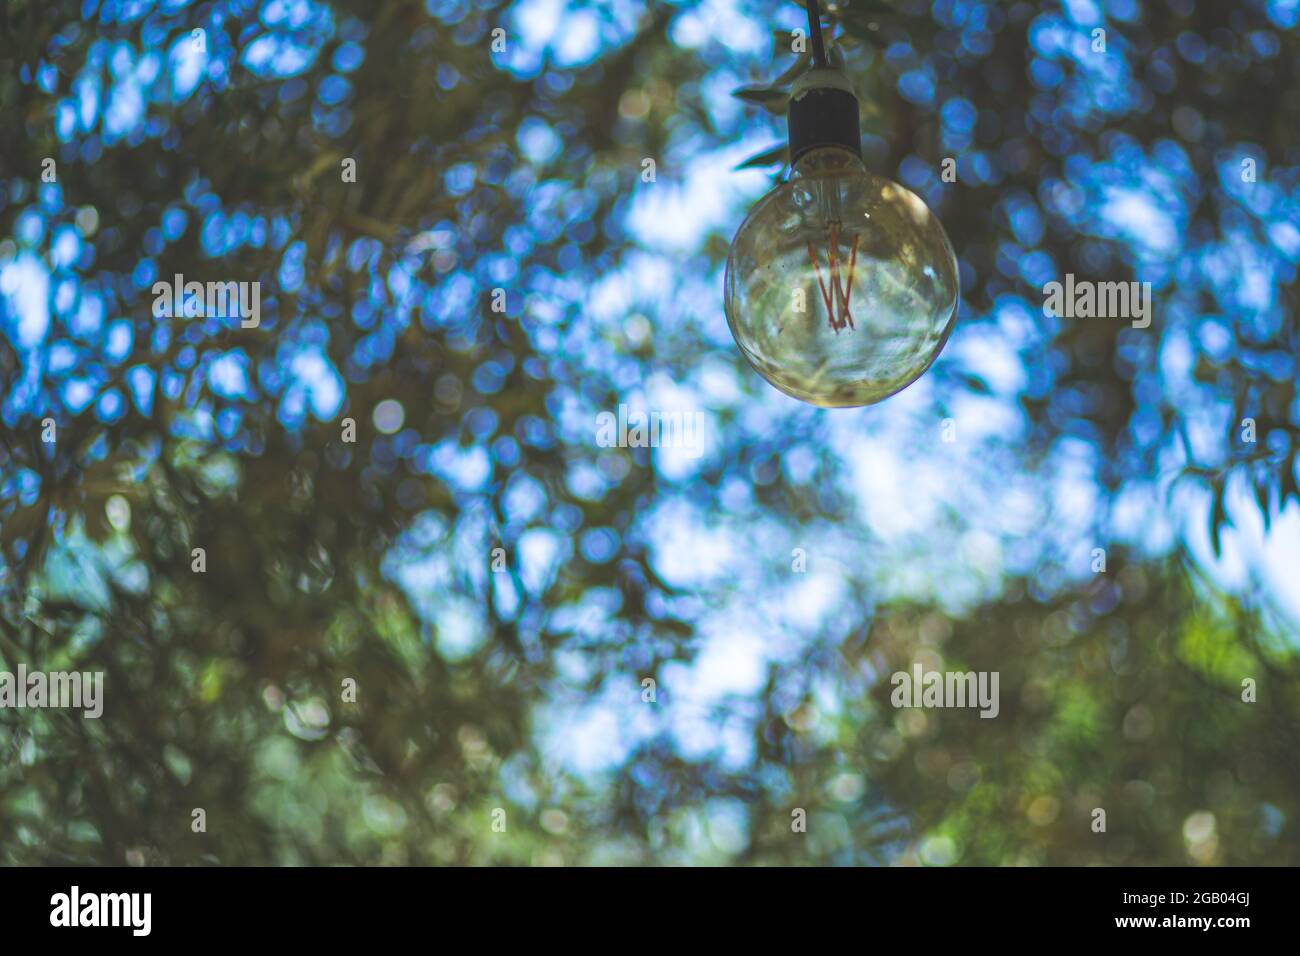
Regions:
[[787, 69, 862, 166]]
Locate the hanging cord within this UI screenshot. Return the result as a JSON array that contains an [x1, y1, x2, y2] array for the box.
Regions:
[[805, 0, 828, 67]]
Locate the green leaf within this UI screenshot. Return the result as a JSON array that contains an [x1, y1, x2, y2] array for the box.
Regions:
[[773, 29, 797, 52], [732, 87, 789, 115], [736, 144, 787, 170], [1209, 480, 1227, 558]]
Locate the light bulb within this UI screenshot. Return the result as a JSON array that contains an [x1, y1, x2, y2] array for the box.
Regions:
[[724, 70, 959, 408]]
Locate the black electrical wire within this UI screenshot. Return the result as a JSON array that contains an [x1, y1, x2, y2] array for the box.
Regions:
[[805, 0, 828, 67]]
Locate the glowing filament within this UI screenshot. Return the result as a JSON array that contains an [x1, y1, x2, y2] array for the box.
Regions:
[[806, 223, 860, 333]]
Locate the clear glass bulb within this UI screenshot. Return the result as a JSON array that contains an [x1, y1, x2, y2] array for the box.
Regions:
[[724, 148, 959, 408]]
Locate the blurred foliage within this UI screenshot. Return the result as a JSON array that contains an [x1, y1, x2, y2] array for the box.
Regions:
[[0, 0, 1298, 865]]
